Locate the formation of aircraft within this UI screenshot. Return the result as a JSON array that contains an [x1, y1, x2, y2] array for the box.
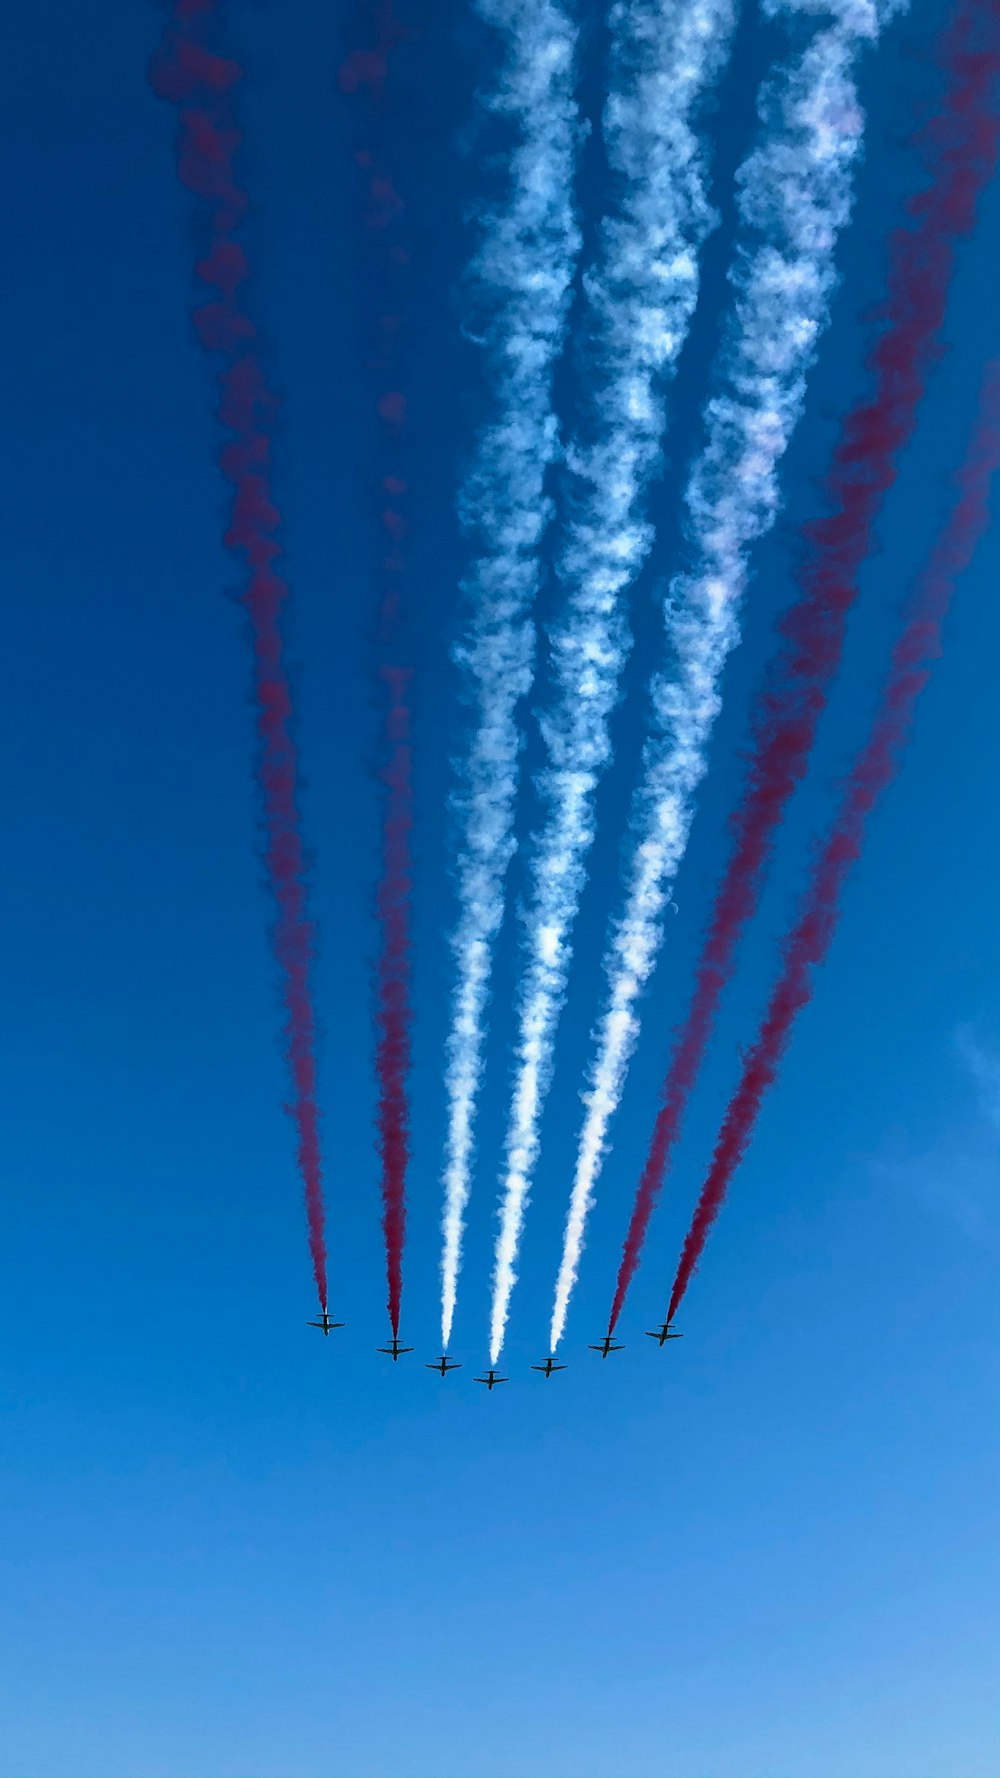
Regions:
[[311, 1313, 682, 1376], [307, 1310, 345, 1336]]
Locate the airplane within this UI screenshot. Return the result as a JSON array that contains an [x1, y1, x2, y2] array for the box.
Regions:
[[425, 1355, 462, 1376], [588, 1334, 625, 1359], [378, 1335, 414, 1362], [645, 1321, 683, 1347], [307, 1310, 345, 1337], [531, 1356, 567, 1377], [474, 1369, 508, 1391]]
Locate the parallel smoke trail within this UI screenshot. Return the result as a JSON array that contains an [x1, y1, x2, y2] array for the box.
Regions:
[[150, 3, 329, 1308], [340, 6, 414, 1337], [609, 0, 1000, 1335], [375, 669, 414, 1337], [551, 0, 900, 1351], [489, 0, 738, 1365], [668, 360, 1000, 1321], [440, 0, 580, 1349]]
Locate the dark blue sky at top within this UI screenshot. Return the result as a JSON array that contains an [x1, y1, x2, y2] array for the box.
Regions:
[[0, 3, 997, 1774]]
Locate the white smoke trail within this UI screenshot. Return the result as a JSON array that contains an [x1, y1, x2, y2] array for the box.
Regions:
[[488, 0, 738, 1365], [550, 0, 904, 1352], [440, 0, 580, 1350]]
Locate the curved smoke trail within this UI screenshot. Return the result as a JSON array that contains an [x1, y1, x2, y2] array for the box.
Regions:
[[440, 0, 580, 1350], [550, 0, 901, 1352], [340, 6, 414, 1338], [150, 3, 329, 1308], [668, 359, 1000, 1321], [489, 0, 738, 1365], [608, 0, 1000, 1334]]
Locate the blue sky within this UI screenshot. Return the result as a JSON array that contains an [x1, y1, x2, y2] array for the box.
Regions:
[[0, 2, 997, 1775]]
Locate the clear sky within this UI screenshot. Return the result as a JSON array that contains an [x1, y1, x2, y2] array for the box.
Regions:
[[0, 3, 997, 1776]]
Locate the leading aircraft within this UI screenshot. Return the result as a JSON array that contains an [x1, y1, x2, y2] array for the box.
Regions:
[[589, 1334, 625, 1359], [531, 1357, 567, 1377], [645, 1321, 683, 1347], [378, 1335, 414, 1362], [307, 1310, 345, 1337], [425, 1355, 462, 1376], [474, 1369, 508, 1391]]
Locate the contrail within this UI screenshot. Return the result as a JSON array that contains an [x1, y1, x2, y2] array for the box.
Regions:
[[150, 4, 329, 1308], [667, 358, 1000, 1321], [440, 0, 580, 1349], [608, 0, 1000, 1335], [340, 7, 414, 1338], [489, 0, 738, 1365], [550, 0, 902, 1352]]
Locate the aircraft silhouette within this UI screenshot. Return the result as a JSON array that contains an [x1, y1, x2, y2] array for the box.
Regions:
[[425, 1355, 462, 1376], [645, 1322, 683, 1347], [378, 1335, 414, 1362], [307, 1310, 345, 1337], [474, 1369, 507, 1391], [589, 1334, 625, 1359], [531, 1357, 567, 1377]]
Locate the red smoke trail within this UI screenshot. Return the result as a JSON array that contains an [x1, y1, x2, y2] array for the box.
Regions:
[[607, 0, 1000, 1335], [376, 668, 414, 1334], [667, 360, 1000, 1321], [150, 2, 329, 1309], [340, 4, 415, 1335]]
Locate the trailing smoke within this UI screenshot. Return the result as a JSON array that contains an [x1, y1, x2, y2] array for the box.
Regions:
[[490, 0, 737, 1364], [150, 0, 330, 1309], [440, 0, 581, 1350], [552, 0, 900, 1350], [609, 0, 1000, 1333], [668, 359, 1000, 1319], [340, 2, 416, 1337]]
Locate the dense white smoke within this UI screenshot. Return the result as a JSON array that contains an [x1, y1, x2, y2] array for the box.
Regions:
[[551, 0, 902, 1351], [489, 0, 738, 1363], [441, 0, 581, 1349]]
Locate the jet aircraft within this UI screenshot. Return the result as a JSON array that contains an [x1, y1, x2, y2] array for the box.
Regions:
[[645, 1322, 683, 1347], [589, 1334, 625, 1359], [474, 1369, 507, 1391], [378, 1335, 414, 1362], [307, 1310, 345, 1337], [531, 1357, 567, 1377], [425, 1355, 462, 1376]]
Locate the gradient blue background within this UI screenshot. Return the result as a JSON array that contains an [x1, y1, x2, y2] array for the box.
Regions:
[[0, 3, 997, 1775]]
